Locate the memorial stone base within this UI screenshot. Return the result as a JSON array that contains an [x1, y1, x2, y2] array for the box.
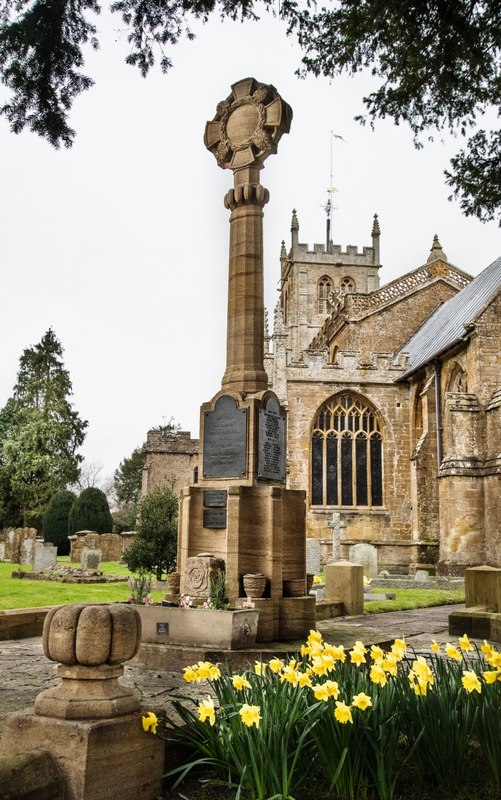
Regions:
[[178, 483, 312, 641]]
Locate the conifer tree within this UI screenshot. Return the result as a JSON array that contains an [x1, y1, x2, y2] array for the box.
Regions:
[[0, 329, 87, 528], [43, 489, 77, 554], [68, 487, 113, 534]]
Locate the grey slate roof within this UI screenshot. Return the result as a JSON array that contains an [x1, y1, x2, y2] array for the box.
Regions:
[[398, 256, 501, 379]]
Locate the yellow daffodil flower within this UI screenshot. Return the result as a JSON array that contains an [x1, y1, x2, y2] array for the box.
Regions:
[[142, 712, 158, 734], [482, 669, 501, 684], [254, 661, 267, 675], [370, 645, 384, 662], [268, 657, 284, 673], [308, 629, 323, 644], [391, 639, 407, 661], [370, 664, 388, 687], [183, 665, 198, 683], [198, 696, 216, 726], [334, 701, 353, 724], [321, 653, 336, 673], [458, 634, 474, 652], [196, 661, 215, 681], [431, 640, 441, 653], [300, 643, 311, 657], [232, 675, 251, 691], [462, 670, 481, 694], [311, 656, 329, 676], [313, 683, 329, 702], [281, 666, 300, 686], [481, 640, 495, 658], [239, 704, 261, 728], [353, 640, 367, 654], [297, 672, 312, 688], [350, 649, 366, 666], [412, 656, 434, 687], [328, 644, 346, 663], [324, 679, 340, 698], [382, 656, 398, 676], [445, 643, 462, 662], [352, 693, 372, 710], [487, 651, 501, 668]]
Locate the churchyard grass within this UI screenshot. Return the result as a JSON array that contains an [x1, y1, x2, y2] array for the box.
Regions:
[[0, 559, 164, 609], [364, 587, 464, 613]]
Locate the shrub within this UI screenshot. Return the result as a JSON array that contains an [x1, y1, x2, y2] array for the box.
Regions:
[[68, 487, 113, 534], [42, 490, 76, 554], [123, 487, 177, 580]]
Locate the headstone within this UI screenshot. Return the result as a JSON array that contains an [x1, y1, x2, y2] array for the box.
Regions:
[[32, 542, 57, 573], [306, 539, 321, 577], [0, 542, 5, 561], [325, 560, 364, 616], [349, 543, 378, 579], [20, 537, 35, 566], [81, 548, 101, 570], [415, 569, 429, 582]]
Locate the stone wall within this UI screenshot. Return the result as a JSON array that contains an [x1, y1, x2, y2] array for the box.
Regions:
[[69, 531, 136, 563]]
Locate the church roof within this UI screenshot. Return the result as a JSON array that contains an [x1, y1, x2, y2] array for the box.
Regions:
[[398, 255, 501, 379]]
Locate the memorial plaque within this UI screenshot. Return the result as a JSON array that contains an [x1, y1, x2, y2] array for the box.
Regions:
[[203, 508, 227, 529], [204, 490, 228, 507], [258, 395, 286, 481], [156, 622, 169, 636], [203, 395, 247, 478]]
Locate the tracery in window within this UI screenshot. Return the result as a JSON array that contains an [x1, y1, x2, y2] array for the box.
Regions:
[[311, 394, 383, 507], [447, 362, 468, 393], [340, 276, 356, 294], [318, 276, 332, 315]]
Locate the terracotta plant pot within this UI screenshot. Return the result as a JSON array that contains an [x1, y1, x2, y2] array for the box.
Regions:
[[165, 572, 181, 596], [242, 573, 267, 599]]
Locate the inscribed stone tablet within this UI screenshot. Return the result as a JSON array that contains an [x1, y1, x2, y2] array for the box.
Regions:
[[203, 508, 227, 529], [257, 395, 285, 481], [203, 395, 247, 478]]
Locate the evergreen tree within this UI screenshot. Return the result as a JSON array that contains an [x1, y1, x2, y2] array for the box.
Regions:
[[68, 487, 113, 534], [0, 330, 87, 528], [43, 490, 76, 554], [123, 486, 178, 580]]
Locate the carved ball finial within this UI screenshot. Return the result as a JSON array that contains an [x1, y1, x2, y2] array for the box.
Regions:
[[204, 77, 292, 171]]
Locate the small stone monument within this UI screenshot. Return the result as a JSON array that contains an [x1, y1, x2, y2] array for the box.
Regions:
[[327, 512, 347, 562], [0, 603, 163, 799], [32, 540, 57, 572], [349, 543, 378, 579], [81, 547, 101, 571]]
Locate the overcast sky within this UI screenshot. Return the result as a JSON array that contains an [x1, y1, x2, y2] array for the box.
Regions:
[[1, 11, 499, 483]]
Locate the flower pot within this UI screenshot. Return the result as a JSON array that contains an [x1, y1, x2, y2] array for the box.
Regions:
[[283, 578, 306, 597], [242, 573, 267, 599], [164, 572, 181, 597], [306, 573, 314, 594]]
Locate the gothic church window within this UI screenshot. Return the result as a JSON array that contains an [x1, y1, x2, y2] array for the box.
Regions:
[[447, 363, 468, 393], [311, 394, 383, 507], [318, 276, 332, 314], [340, 276, 356, 294]]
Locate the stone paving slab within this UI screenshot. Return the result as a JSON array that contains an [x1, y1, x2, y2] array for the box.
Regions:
[[0, 604, 476, 737]]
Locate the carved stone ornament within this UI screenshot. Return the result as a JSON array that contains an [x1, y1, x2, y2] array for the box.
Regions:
[[204, 77, 292, 170]]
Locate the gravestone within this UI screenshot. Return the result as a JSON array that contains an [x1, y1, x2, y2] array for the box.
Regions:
[[326, 512, 346, 562], [32, 542, 57, 573], [349, 543, 378, 579], [306, 539, 321, 577], [81, 548, 101, 570], [20, 537, 35, 566]]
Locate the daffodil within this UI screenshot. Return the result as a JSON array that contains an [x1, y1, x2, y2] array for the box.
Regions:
[[462, 670, 481, 694], [324, 679, 340, 698], [232, 675, 251, 691], [239, 704, 261, 728], [445, 643, 462, 662], [353, 640, 367, 654], [334, 701, 353, 724], [327, 644, 346, 663], [254, 660, 267, 675], [350, 648, 366, 666], [196, 661, 218, 681], [370, 645, 384, 662], [308, 629, 323, 644], [431, 640, 441, 653], [311, 656, 329, 676], [412, 656, 434, 687], [458, 634, 474, 652], [281, 666, 300, 686], [320, 653, 336, 673], [352, 693, 372, 710], [482, 669, 501, 684], [391, 638, 407, 660], [268, 657, 284, 673], [481, 640, 495, 658], [142, 712, 158, 734], [370, 664, 388, 687], [382, 653, 398, 676], [313, 683, 329, 702], [487, 651, 501, 668], [297, 671, 312, 688], [183, 665, 198, 683], [198, 695, 216, 726]]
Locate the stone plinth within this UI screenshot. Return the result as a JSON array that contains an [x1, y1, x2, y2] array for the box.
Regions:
[[178, 483, 310, 641], [449, 565, 501, 643], [135, 605, 259, 650], [0, 711, 163, 800], [325, 560, 364, 616]]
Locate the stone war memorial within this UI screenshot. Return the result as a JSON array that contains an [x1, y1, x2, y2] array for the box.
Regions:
[[176, 77, 315, 642]]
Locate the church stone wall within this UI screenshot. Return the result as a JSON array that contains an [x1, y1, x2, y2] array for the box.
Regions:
[[142, 430, 199, 498]]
